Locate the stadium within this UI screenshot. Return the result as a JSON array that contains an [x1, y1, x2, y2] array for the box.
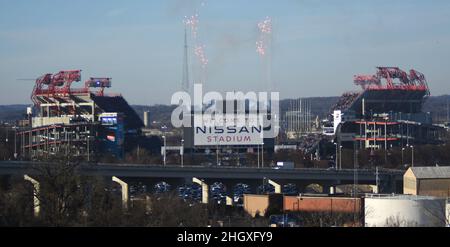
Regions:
[[332, 67, 444, 150]]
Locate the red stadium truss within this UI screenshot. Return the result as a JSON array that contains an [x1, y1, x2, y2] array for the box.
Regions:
[[31, 70, 112, 106], [353, 67, 430, 95]]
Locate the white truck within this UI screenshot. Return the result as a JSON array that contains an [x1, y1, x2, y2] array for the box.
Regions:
[[275, 161, 295, 169]]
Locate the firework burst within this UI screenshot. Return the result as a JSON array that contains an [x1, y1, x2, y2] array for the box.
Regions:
[[195, 45, 208, 68], [258, 17, 272, 34], [256, 17, 272, 56], [184, 14, 199, 38]]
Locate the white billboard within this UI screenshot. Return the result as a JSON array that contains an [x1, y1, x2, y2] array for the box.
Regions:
[[193, 114, 264, 146], [333, 110, 342, 133]]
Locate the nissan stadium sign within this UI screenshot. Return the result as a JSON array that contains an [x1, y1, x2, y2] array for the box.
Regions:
[[170, 83, 279, 146], [193, 115, 264, 146]]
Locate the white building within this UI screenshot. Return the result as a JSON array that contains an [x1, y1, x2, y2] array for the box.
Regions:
[[364, 194, 447, 227]]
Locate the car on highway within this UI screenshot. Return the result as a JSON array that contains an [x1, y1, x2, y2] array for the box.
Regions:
[[233, 183, 251, 206], [154, 181, 171, 194], [269, 214, 300, 227]]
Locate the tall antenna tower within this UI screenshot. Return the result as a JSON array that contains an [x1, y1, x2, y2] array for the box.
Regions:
[[182, 27, 190, 92]]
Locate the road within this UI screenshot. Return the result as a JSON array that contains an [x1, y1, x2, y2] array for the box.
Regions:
[[0, 161, 404, 193]]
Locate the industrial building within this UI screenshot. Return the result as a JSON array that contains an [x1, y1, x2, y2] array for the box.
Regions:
[[364, 194, 447, 227], [243, 194, 271, 217], [243, 194, 363, 220], [404, 166, 450, 197], [332, 67, 445, 150], [17, 70, 143, 161], [243, 192, 449, 227], [283, 195, 362, 215]]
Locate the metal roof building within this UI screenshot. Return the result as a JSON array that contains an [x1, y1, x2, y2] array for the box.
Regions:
[[404, 166, 450, 197]]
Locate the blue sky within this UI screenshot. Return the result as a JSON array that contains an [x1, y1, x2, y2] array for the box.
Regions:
[[1, 0, 449, 105]]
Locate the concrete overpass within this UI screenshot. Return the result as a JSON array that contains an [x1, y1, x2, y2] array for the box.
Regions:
[[0, 161, 404, 193]]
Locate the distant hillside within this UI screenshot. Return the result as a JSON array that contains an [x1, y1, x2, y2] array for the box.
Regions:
[[1, 95, 449, 124], [0, 105, 29, 121], [132, 105, 177, 125], [423, 95, 450, 122], [131, 97, 339, 125]]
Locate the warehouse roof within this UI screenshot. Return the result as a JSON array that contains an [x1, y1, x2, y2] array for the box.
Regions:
[[410, 166, 450, 179]]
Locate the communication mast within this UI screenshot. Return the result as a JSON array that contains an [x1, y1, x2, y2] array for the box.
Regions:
[[182, 27, 190, 92]]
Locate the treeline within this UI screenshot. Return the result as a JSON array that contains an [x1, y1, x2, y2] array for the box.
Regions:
[[339, 142, 450, 169], [0, 160, 267, 227]]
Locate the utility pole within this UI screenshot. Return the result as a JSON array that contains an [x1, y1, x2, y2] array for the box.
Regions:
[[406, 122, 409, 147], [375, 166, 379, 192], [5, 127, 8, 143], [384, 121, 387, 165], [353, 139, 359, 224], [334, 143, 338, 169], [162, 135, 166, 166], [87, 133, 90, 162], [181, 139, 184, 167], [13, 127, 17, 159], [401, 147, 405, 167], [257, 144, 260, 168], [216, 144, 219, 166], [261, 142, 264, 168]]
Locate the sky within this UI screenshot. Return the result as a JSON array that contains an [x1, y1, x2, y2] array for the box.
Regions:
[[0, 0, 450, 105]]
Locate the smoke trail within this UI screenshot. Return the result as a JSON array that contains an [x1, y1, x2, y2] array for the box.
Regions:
[[256, 17, 273, 92], [256, 17, 272, 57], [183, 8, 208, 85]]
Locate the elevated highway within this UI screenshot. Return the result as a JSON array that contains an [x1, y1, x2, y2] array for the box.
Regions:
[[0, 161, 404, 193]]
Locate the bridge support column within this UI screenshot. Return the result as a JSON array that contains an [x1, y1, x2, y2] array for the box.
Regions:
[[193, 177, 208, 204], [329, 186, 336, 195], [322, 183, 332, 194], [370, 185, 379, 194], [226, 196, 233, 206], [268, 179, 281, 194], [24, 175, 40, 217], [112, 176, 128, 210]]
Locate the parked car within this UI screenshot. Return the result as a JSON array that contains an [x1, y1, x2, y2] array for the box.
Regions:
[[269, 214, 300, 227]]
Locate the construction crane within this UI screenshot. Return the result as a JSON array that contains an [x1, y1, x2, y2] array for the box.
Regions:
[[85, 77, 112, 96], [353, 75, 381, 89], [376, 67, 410, 88], [31, 73, 53, 106], [408, 69, 430, 96], [51, 70, 82, 95], [353, 67, 429, 94], [30, 70, 84, 106]]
